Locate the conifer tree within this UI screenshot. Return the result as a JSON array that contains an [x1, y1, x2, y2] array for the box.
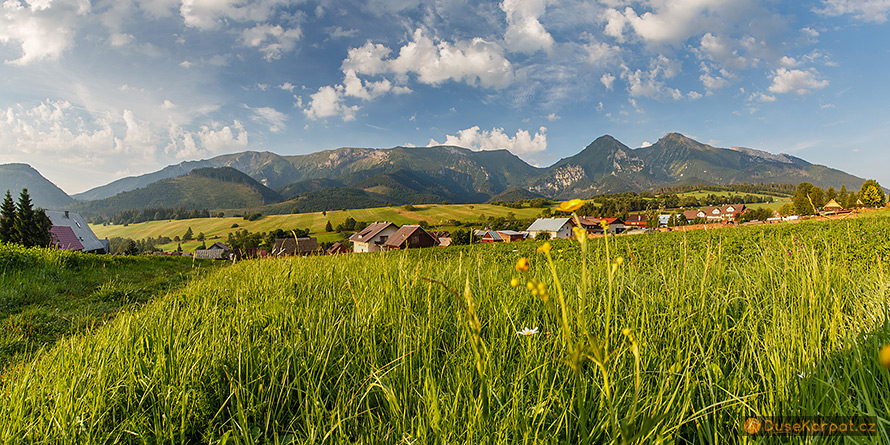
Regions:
[[0, 191, 16, 243]]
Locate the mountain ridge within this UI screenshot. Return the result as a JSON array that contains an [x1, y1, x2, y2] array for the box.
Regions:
[[6, 132, 869, 214]]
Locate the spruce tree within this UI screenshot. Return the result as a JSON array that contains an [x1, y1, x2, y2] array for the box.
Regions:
[[183, 227, 193, 241], [0, 190, 16, 243], [13, 189, 37, 246]]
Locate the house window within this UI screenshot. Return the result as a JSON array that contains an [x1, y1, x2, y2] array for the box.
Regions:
[[379, 236, 388, 243]]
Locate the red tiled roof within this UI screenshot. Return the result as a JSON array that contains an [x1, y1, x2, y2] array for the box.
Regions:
[[50, 226, 84, 251]]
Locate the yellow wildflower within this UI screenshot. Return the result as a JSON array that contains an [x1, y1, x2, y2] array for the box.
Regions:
[[516, 257, 530, 272], [880, 344, 890, 369], [558, 199, 583, 212], [510, 278, 519, 287], [537, 242, 551, 254]]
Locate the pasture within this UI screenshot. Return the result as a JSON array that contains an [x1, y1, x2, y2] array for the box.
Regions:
[[2, 210, 889, 443]]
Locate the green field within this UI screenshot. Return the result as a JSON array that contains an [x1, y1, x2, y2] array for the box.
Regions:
[[0, 244, 221, 372], [91, 203, 553, 251], [2, 210, 890, 442]]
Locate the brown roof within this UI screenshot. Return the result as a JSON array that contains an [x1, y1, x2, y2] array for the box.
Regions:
[[272, 237, 319, 255], [382, 225, 437, 249], [349, 222, 398, 242], [683, 210, 703, 221], [208, 242, 231, 251], [624, 214, 646, 223], [325, 242, 350, 254]]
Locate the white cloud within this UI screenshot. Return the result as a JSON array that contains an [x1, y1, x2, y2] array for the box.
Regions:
[[501, 0, 555, 54], [547, 113, 559, 121], [428, 126, 548, 155], [698, 33, 747, 70], [278, 82, 295, 92], [303, 85, 358, 121], [768, 68, 829, 94], [240, 23, 301, 61], [603, 0, 734, 44], [817, 0, 890, 23], [620, 56, 684, 99], [0, 0, 89, 65], [179, 0, 300, 30], [245, 105, 288, 133], [161, 99, 177, 109], [342, 29, 514, 89], [600, 73, 615, 90], [584, 39, 620, 63], [303, 70, 410, 121], [324, 26, 359, 39]]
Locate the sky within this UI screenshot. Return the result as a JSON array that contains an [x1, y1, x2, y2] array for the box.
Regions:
[[1, 0, 889, 194]]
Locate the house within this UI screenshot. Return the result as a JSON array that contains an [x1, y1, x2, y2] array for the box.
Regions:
[[196, 242, 232, 260], [46, 210, 107, 253], [271, 237, 319, 256], [526, 217, 575, 239], [349, 222, 399, 253], [432, 231, 452, 247], [822, 199, 844, 213], [579, 217, 626, 234], [497, 230, 528, 242], [382, 225, 438, 250], [624, 214, 647, 228], [479, 231, 503, 243], [326, 242, 350, 255], [683, 209, 705, 222], [720, 204, 746, 220]]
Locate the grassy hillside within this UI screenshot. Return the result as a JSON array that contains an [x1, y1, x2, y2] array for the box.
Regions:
[[0, 244, 221, 371], [2, 211, 890, 442]]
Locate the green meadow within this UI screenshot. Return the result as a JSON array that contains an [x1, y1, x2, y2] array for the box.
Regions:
[[2, 210, 890, 443], [91, 203, 552, 251]]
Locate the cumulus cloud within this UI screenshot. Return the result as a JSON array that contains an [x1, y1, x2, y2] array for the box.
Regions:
[[303, 70, 411, 121], [240, 23, 302, 61], [601, 73, 616, 90], [603, 0, 734, 44], [768, 68, 829, 94], [303, 85, 359, 121], [0, 99, 250, 188], [0, 0, 89, 65], [817, 0, 890, 22], [342, 29, 514, 89], [428, 126, 548, 155], [501, 0, 555, 54]]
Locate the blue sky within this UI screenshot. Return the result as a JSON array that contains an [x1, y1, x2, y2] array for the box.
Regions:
[[1, 0, 888, 194]]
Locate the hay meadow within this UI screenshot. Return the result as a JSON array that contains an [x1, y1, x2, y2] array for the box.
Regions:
[[2, 211, 890, 443]]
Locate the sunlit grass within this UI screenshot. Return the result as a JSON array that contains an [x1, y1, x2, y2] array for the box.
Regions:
[[2, 213, 889, 443]]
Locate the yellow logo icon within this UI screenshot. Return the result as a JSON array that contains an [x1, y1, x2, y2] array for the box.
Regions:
[[744, 418, 762, 434]]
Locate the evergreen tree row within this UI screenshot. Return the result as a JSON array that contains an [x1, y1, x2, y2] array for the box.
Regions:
[[0, 189, 53, 247]]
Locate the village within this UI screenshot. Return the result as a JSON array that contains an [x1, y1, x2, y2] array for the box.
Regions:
[[43, 197, 871, 260]]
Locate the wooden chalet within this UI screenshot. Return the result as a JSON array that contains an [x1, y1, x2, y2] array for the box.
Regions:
[[271, 237, 319, 256], [382, 225, 438, 250], [326, 242, 350, 255]]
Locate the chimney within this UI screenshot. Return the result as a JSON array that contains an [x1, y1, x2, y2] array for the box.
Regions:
[[64, 211, 69, 218]]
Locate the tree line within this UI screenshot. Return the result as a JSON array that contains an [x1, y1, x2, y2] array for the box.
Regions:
[[0, 189, 52, 247], [91, 207, 220, 225]]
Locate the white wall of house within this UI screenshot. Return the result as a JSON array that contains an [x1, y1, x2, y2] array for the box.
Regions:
[[353, 226, 399, 253], [528, 224, 572, 239]]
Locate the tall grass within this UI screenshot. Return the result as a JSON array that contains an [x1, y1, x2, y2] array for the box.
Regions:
[[1, 215, 889, 443]]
